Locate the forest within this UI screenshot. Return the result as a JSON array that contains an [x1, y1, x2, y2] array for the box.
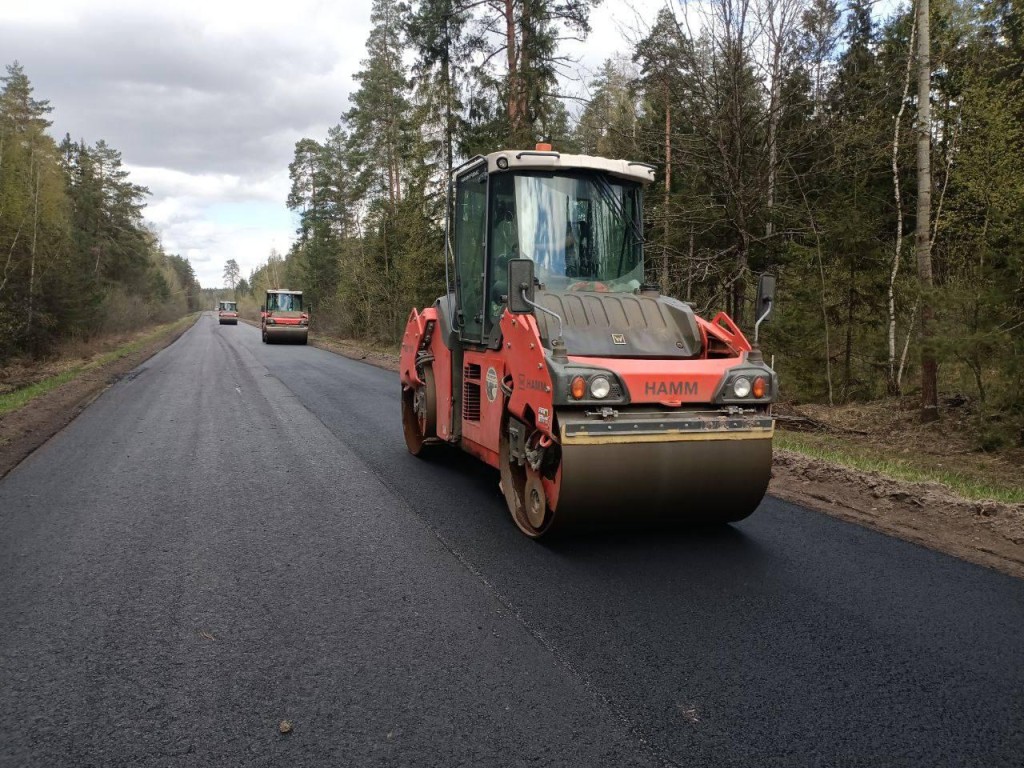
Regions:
[[2, 1, 1021, 449], [0, 63, 202, 364], [241, 0, 1023, 448]]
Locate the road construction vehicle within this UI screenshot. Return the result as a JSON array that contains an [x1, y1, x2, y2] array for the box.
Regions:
[[261, 289, 309, 344], [399, 146, 778, 537], [217, 300, 238, 325]]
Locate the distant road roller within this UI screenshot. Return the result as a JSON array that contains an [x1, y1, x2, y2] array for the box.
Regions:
[[217, 300, 238, 325], [261, 289, 309, 344], [399, 146, 777, 537]]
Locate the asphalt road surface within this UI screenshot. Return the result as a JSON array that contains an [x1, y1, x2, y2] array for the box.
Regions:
[[2, 315, 1022, 767]]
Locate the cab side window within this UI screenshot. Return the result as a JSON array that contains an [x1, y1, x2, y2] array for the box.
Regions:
[[487, 177, 519, 333], [455, 169, 487, 342]]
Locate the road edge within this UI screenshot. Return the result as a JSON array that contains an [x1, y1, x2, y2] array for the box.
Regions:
[[0, 314, 200, 480]]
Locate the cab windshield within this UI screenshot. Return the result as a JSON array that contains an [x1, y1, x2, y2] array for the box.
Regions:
[[268, 294, 302, 312], [490, 171, 643, 293], [220, 302, 237, 312]]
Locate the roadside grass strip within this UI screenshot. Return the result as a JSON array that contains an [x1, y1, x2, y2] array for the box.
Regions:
[[0, 314, 198, 417], [776, 430, 1024, 505]]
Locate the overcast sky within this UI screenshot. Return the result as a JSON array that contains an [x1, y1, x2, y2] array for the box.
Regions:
[[2, 0, 662, 288]]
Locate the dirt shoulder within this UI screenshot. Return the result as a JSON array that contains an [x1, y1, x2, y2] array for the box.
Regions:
[[0, 315, 198, 480], [770, 451, 1024, 579], [309, 332, 1024, 579]]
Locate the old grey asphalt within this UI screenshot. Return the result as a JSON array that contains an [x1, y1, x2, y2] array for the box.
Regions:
[[1, 314, 1022, 767]]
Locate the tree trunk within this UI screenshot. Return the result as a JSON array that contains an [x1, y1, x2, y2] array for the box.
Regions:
[[686, 224, 694, 302], [732, 238, 748, 325], [442, 28, 454, 179], [28, 158, 40, 342], [662, 83, 671, 291], [845, 259, 854, 393], [766, 37, 779, 240], [888, 15, 916, 394], [916, 0, 938, 422], [504, 0, 521, 136]]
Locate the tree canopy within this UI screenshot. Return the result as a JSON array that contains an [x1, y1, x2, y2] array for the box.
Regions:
[[244, 0, 1023, 447], [0, 62, 200, 361]]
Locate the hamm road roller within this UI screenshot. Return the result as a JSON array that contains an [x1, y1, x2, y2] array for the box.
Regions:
[[261, 289, 309, 344], [217, 300, 238, 325], [400, 146, 777, 537]]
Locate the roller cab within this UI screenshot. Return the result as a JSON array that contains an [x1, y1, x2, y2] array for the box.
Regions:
[[217, 300, 238, 325], [400, 146, 777, 537], [261, 289, 309, 345]]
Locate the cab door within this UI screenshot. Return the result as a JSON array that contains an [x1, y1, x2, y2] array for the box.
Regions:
[[453, 164, 504, 461], [454, 165, 487, 344]]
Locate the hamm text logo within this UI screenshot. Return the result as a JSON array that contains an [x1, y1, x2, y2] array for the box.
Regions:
[[645, 381, 698, 397]]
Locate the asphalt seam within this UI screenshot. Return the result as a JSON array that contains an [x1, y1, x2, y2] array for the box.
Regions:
[[318, 432, 684, 765], [390, 514, 686, 768]]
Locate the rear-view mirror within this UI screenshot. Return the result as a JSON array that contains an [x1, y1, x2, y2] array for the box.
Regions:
[[507, 259, 535, 314], [755, 274, 776, 323]]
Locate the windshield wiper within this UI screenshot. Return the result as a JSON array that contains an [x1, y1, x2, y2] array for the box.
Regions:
[[590, 173, 644, 278]]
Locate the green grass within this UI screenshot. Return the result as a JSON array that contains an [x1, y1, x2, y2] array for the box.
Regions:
[[776, 429, 1024, 504], [0, 314, 198, 416]]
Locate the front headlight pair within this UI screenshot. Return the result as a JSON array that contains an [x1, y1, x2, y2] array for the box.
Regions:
[[569, 373, 616, 401], [723, 373, 769, 400]]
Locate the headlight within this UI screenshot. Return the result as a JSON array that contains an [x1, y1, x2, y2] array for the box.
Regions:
[[590, 376, 611, 399], [732, 376, 751, 398], [267, 318, 276, 325]]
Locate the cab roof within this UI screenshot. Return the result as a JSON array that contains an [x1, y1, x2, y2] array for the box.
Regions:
[[468, 150, 656, 186], [267, 289, 302, 294]]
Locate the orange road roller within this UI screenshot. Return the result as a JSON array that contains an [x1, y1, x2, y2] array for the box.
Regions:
[[400, 146, 777, 537]]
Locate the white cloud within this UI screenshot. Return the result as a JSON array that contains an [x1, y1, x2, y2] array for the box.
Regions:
[[2, 0, 370, 287]]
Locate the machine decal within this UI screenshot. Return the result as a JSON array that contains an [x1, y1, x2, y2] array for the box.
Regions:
[[485, 367, 499, 402], [537, 407, 550, 425], [611, 333, 627, 345], [644, 381, 699, 397], [517, 373, 548, 392]]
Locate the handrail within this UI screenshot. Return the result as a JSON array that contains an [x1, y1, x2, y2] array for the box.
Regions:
[[514, 150, 561, 160]]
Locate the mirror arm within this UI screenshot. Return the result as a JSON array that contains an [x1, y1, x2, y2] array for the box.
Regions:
[[520, 288, 563, 338], [753, 299, 772, 346], [520, 288, 568, 362]]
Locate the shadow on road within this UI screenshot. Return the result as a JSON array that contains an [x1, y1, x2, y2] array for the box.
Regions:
[[408, 443, 772, 580]]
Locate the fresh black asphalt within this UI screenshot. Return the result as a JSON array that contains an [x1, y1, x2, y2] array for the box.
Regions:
[[1, 315, 1022, 767]]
